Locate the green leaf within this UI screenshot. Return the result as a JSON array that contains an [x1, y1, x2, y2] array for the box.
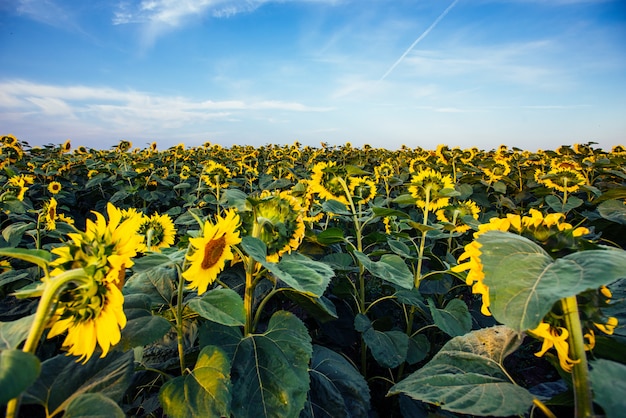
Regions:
[[0, 313, 35, 350], [23, 351, 134, 417], [131, 251, 180, 271], [241, 237, 334, 297], [303, 345, 371, 418], [321, 199, 352, 215], [479, 231, 626, 331], [316, 227, 347, 245], [590, 359, 626, 418], [598, 199, 626, 224], [545, 194, 583, 212], [188, 288, 245, 327], [387, 239, 413, 258], [389, 326, 534, 416], [231, 311, 312, 417], [353, 251, 413, 290], [395, 289, 426, 309], [406, 334, 430, 365], [198, 321, 243, 361], [0, 247, 51, 270], [355, 314, 408, 368], [371, 207, 411, 219], [1, 222, 35, 248], [492, 181, 507, 194], [0, 349, 40, 405], [64, 393, 125, 418], [282, 292, 338, 323], [119, 294, 173, 350], [159, 345, 232, 418], [124, 265, 177, 306], [428, 298, 472, 337]]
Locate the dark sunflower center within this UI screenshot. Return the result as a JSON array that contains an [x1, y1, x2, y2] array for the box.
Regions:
[[201, 235, 226, 269]]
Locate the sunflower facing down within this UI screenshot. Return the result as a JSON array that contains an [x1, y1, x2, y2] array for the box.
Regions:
[[137, 212, 176, 252], [183, 209, 241, 295], [408, 168, 455, 211], [47, 203, 144, 362]]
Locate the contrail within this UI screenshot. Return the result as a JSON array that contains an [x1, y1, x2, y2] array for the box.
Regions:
[[380, 0, 459, 81]]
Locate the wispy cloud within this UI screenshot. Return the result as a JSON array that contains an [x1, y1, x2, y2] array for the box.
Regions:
[[0, 79, 332, 146], [113, 0, 343, 46], [14, 0, 82, 31]]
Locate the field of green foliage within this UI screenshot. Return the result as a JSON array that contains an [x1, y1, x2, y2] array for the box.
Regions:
[[1, 134, 625, 417]]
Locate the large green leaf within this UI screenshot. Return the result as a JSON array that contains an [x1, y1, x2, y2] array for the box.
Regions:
[[22, 351, 134, 417], [1, 222, 35, 248], [479, 231, 626, 331], [198, 321, 244, 361], [590, 359, 626, 418], [231, 311, 312, 417], [389, 326, 534, 416], [0, 247, 51, 270], [353, 251, 413, 290], [124, 265, 177, 306], [0, 349, 40, 405], [354, 314, 408, 368], [241, 237, 334, 297], [159, 345, 232, 418], [188, 287, 245, 327], [302, 345, 371, 418], [0, 313, 35, 350], [64, 393, 125, 418], [428, 298, 472, 337], [598, 199, 626, 224], [119, 294, 173, 350]]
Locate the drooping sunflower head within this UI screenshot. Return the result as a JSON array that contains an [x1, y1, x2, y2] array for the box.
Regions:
[[436, 200, 480, 233], [408, 168, 455, 211], [507, 209, 589, 249], [179, 165, 191, 180], [536, 166, 586, 193], [374, 162, 395, 183], [137, 212, 177, 252], [481, 157, 511, 183], [241, 190, 306, 262], [47, 278, 127, 363], [201, 160, 231, 189], [183, 209, 241, 295], [309, 161, 349, 205], [348, 177, 377, 204]]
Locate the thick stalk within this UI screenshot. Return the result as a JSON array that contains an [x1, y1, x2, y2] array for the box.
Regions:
[[174, 263, 187, 375], [243, 216, 262, 336], [561, 295, 594, 418], [6, 269, 89, 418]]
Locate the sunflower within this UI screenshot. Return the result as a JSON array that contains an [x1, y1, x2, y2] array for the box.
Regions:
[[374, 162, 395, 183], [183, 209, 241, 295], [309, 161, 349, 205], [408, 168, 455, 211], [241, 190, 306, 262], [536, 167, 586, 193], [452, 209, 590, 317], [41, 198, 58, 230], [61, 139, 71, 153], [481, 157, 511, 183], [436, 200, 480, 233], [201, 160, 231, 189], [138, 212, 177, 252], [349, 177, 377, 204], [179, 165, 191, 180], [47, 203, 143, 362], [48, 181, 62, 195]]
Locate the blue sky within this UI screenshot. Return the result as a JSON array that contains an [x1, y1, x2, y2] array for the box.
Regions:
[[1, 0, 624, 151]]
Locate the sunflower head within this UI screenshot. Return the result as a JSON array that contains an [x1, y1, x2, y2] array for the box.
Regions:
[[536, 167, 586, 193], [349, 177, 377, 204], [481, 157, 511, 183], [241, 190, 306, 262], [436, 200, 480, 233], [374, 162, 395, 182], [61, 139, 71, 153], [202, 160, 231, 189], [183, 209, 241, 295], [48, 181, 62, 195], [138, 212, 176, 252], [408, 168, 455, 211], [309, 161, 350, 205], [41, 198, 58, 231]]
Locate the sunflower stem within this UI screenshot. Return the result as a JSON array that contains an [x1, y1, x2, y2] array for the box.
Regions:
[[6, 268, 90, 418], [175, 263, 187, 375], [561, 295, 594, 418]]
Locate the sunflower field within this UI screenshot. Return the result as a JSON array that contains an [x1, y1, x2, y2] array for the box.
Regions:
[[1, 134, 625, 418]]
